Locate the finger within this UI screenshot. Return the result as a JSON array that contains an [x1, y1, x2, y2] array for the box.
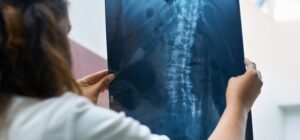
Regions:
[[80, 70, 109, 85], [245, 58, 257, 71], [94, 74, 115, 93], [96, 74, 115, 92]]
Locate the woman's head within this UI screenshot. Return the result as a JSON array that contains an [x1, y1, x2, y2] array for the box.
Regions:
[[0, 0, 80, 103]]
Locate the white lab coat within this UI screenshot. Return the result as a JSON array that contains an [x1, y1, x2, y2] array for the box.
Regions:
[[0, 92, 169, 140]]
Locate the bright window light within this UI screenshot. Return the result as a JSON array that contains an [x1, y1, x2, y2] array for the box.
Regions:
[[274, 0, 300, 21]]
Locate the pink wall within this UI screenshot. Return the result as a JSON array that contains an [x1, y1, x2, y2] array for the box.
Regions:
[[70, 40, 109, 108]]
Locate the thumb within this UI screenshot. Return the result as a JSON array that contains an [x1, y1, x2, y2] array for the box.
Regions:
[[93, 74, 115, 93]]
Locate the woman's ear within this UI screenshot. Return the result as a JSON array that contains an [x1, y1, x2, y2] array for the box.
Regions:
[[59, 13, 71, 34]]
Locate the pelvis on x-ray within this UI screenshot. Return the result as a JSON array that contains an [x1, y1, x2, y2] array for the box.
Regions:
[[105, 0, 253, 139]]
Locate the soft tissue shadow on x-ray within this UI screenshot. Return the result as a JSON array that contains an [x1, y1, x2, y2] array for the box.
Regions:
[[106, 0, 252, 140]]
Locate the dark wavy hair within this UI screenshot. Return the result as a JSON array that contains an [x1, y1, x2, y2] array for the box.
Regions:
[[0, 0, 81, 114]]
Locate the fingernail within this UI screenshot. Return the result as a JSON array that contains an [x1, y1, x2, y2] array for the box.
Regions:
[[245, 58, 249, 62], [108, 74, 116, 81]]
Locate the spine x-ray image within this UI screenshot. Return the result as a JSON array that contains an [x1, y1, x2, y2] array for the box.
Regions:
[[105, 0, 253, 139]]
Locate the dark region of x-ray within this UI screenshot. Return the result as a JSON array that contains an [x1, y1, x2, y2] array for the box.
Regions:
[[105, 0, 253, 139]]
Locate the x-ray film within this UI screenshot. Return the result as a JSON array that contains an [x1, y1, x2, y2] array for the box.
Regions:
[[105, 0, 253, 139]]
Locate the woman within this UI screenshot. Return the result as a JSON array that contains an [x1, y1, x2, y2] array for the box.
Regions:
[[0, 0, 263, 140]]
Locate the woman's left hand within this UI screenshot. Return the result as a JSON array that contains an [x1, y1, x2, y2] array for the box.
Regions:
[[77, 70, 115, 104]]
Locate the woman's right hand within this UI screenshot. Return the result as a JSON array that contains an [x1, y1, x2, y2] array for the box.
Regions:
[[226, 59, 263, 112], [210, 59, 262, 140]]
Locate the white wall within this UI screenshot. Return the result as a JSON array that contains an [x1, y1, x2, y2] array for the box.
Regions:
[[68, 0, 300, 139], [68, 0, 107, 59], [240, 0, 300, 139]]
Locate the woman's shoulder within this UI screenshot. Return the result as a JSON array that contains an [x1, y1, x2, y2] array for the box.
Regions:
[[8, 92, 118, 140], [11, 92, 117, 122], [9, 93, 169, 140], [13, 92, 117, 117]]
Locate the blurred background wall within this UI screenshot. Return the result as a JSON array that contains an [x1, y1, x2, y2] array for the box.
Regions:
[[240, 0, 300, 139], [68, 0, 300, 139]]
